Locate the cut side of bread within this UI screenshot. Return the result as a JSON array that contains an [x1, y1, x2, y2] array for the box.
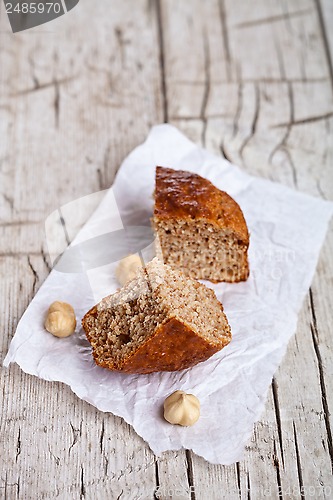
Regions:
[[153, 166, 250, 283], [82, 258, 231, 374]]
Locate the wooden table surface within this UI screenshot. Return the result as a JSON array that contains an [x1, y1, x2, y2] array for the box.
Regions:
[[1, 1, 332, 498]]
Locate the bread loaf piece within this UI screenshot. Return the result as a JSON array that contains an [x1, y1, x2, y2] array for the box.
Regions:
[[153, 166, 249, 282], [82, 258, 231, 374]]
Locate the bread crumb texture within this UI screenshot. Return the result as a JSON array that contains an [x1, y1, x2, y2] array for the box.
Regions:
[[82, 258, 231, 374]]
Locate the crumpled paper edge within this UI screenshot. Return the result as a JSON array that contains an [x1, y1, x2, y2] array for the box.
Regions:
[[3, 124, 333, 464]]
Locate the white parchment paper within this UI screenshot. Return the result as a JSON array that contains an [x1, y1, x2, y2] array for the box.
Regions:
[[4, 124, 333, 464]]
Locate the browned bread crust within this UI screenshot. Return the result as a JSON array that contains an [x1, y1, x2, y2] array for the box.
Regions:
[[82, 258, 231, 374], [154, 166, 249, 244], [83, 317, 228, 374]]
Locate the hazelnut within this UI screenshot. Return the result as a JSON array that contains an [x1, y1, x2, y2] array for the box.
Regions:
[[163, 390, 200, 426], [115, 254, 143, 286], [45, 301, 76, 338]]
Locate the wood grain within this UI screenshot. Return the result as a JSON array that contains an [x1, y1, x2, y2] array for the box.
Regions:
[[1, 0, 332, 498]]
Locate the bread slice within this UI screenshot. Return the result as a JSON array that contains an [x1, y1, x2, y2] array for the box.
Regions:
[[82, 258, 231, 374], [153, 166, 250, 283]]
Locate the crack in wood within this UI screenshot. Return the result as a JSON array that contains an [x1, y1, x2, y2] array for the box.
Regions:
[[283, 148, 298, 188], [218, 0, 231, 81], [244, 77, 328, 83], [169, 77, 329, 84], [220, 141, 233, 163], [99, 419, 105, 453], [240, 83, 260, 162], [294, 329, 300, 352], [103, 454, 109, 477], [247, 472, 251, 500], [0, 252, 46, 257], [273, 32, 286, 81], [273, 439, 283, 499], [2, 193, 14, 211], [69, 420, 83, 455], [0, 472, 20, 499], [293, 421, 305, 498], [269, 82, 298, 187], [299, 20, 307, 82], [325, 115, 331, 134], [314, 0, 333, 93], [48, 444, 60, 466], [54, 79, 60, 129], [15, 427, 21, 463], [316, 179, 327, 200], [116, 490, 123, 500], [272, 111, 333, 127], [102, 143, 113, 189], [96, 168, 104, 191], [154, 460, 160, 500], [41, 245, 52, 273], [169, 113, 229, 121], [185, 449, 196, 500], [234, 8, 312, 29], [113, 460, 156, 483], [3, 472, 7, 499], [0, 220, 39, 227], [146, 0, 154, 14], [28, 51, 40, 90], [58, 209, 71, 246], [155, 0, 168, 122], [27, 256, 38, 295], [114, 27, 127, 68], [280, 0, 294, 35], [10, 76, 76, 97], [235, 462, 241, 498], [200, 30, 211, 147], [232, 83, 243, 139], [309, 288, 333, 473], [80, 465, 85, 498], [0, 156, 10, 175], [272, 378, 285, 468], [98, 421, 110, 477]]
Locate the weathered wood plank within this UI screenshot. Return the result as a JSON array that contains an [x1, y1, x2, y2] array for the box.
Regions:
[[160, 0, 333, 498], [318, 0, 333, 93], [0, 1, 163, 498]]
